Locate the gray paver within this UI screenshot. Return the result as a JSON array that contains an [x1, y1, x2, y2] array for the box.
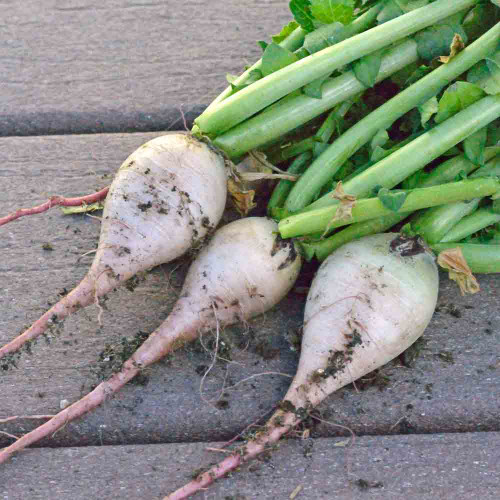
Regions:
[[0, 0, 291, 135], [1, 432, 500, 500]]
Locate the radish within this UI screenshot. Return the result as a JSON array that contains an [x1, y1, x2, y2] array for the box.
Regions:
[[0, 217, 302, 464], [0, 133, 227, 362], [165, 232, 439, 499]]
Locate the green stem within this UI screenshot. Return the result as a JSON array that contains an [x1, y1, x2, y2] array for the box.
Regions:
[[214, 39, 418, 158], [410, 199, 481, 244], [202, 27, 306, 115], [196, 0, 477, 136], [299, 212, 408, 261], [267, 152, 312, 216], [267, 138, 316, 164], [202, 4, 383, 118], [410, 147, 500, 187], [285, 20, 499, 212], [440, 208, 500, 243], [300, 94, 500, 214], [302, 149, 500, 260], [342, 132, 422, 183], [264, 100, 354, 165], [279, 178, 500, 238], [430, 243, 500, 273]]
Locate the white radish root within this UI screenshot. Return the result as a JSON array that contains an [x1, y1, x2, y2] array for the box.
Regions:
[[0, 133, 227, 362], [0, 217, 302, 464], [165, 233, 439, 499]]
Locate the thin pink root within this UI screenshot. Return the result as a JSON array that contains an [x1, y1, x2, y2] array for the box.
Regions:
[[0, 308, 200, 464], [0, 360, 139, 465], [164, 410, 301, 500], [0, 276, 96, 361], [0, 186, 109, 227]]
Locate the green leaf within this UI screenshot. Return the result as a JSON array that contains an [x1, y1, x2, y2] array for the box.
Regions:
[[353, 51, 382, 88], [395, 0, 430, 11], [418, 96, 438, 127], [227, 69, 262, 92], [442, 146, 462, 157], [493, 199, 500, 215], [415, 25, 456, 61], [370, 129, 389, 150], [415, 12, 467, 62], [467, 59, 500, 95], [462, 4, 500, 42], [402, 170, 429, 190], [452, 170, 467, 183], [464, 127, 487, 166], [272, 21, 300, 44], [303, 74, 330, 98], [487, 120, 500, 146], [289, 0, 315, 33], [257, 40, 268, 52], [434, 82, 486, 124], [260, 43, 299, 77], [490, 0, 500, 8], [377, 0, 429, 24], [401, 222, 417, 237], [398, 108, 421, 134], [406, 65, 432, 85], [378, 188, 408, 212], [61, 202, 104, 215], [310, 0, 355, 25], [313, 141, 330, 158], [377, 0, 404, 24], [486, 52, 500, 86], [371, 146, 389, 163]]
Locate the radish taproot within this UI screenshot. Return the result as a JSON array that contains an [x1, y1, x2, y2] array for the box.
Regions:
[[165, 232, 439, 499], [0, 133, 227, 362], [0, 217, 302, 464]]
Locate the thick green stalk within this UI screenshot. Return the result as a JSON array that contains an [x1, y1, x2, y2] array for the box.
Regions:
[[285, 21, 499, 212], [440, 208, 500, 243], [410, 199, 481, 244], [342, 132, 421, 183], [412, 147, 500, 186], [196, 0, 477, 136], [279, 178, 500, 238], [470, 155, 500, 178], [405, 152, 500, 242], [301, 150, 500, 260], [431, 243, 500, 273], [300, 94, 500, 214], [265, 100, 353, 164], [299, 212, 408, 261], [214, 40, 418, 158], [203, 4, 382, 117], [202, 27, 306, 115]]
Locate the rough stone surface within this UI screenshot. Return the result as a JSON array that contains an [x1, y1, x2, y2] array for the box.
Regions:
[[0, 0, 292, 135], [1, 432, 500, 499]]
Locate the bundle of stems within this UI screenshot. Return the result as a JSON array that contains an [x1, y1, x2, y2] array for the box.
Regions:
[[193, 0, 500, 271]]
